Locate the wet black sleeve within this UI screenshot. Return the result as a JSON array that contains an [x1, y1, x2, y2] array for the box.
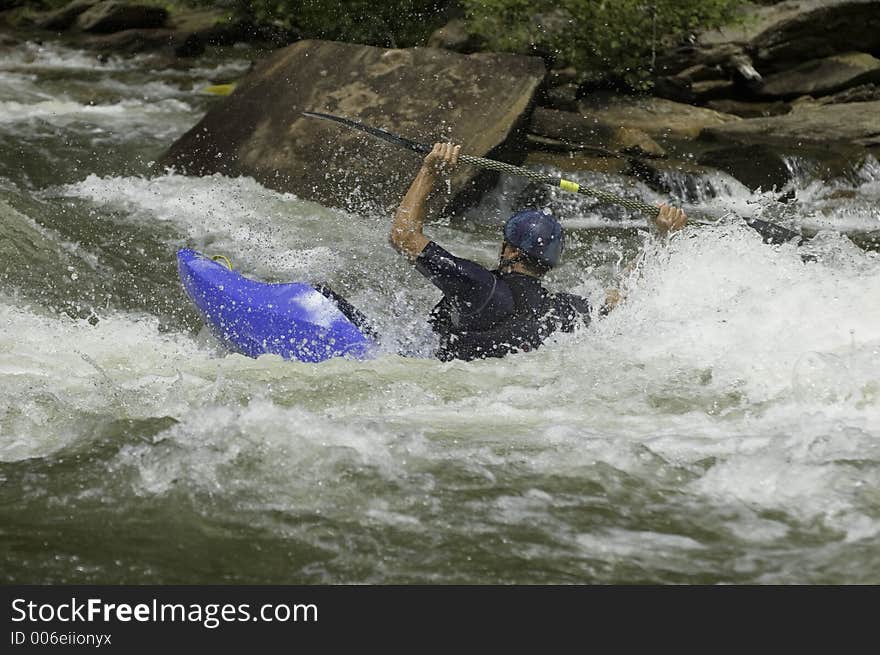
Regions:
[[415, 241, 513, 323]]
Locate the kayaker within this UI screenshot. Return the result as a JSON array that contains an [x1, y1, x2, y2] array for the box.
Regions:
[[390, 142, 687, 361]]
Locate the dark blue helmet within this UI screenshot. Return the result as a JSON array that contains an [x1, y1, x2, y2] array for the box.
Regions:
[[503, 208, 564, 269]]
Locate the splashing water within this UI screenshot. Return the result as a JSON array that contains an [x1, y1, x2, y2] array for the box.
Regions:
[[1, 42, 879, 584]]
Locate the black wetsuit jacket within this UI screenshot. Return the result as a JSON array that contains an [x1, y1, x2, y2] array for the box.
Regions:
[[415, 241, 591, 361]]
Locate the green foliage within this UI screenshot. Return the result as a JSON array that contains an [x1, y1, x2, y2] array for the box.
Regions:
[[218, 0, 452, 48], [460, 0, 743, 89]]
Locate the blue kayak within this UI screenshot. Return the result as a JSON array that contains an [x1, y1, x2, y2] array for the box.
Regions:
[[177, 249, 376, 362]]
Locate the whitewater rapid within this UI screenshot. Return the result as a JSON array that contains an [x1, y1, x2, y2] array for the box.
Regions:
[[1, 41, 879, 583]]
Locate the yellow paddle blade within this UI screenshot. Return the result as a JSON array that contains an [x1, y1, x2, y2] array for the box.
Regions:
[[201, 83, 237, 96]]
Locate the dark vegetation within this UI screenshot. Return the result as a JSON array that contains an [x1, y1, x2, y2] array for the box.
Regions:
[[223, 0, 743, 89], [5, 0, 744, 91]]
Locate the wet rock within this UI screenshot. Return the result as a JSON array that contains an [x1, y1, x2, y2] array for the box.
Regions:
[[697, 144, 792, 191], [816, 82, 880, 104], [651, 77, 697, 104], [690, 79, 737, 101], [657, 0, 880, 78], [653, 54, 759, 104], [426, 18, 483, 54], [541, 83, 579, 112], [706, 98, 791, 118], [159, 40, 546, 214], [578, 92, 740, 140], [700, 100, 880, 148], [83, 27, 201, 57], [610, 128, 667, 159], [35, 0, 98, 32], [76, 1, 168, 34], [524, 150, 628, 177], [525, 134, 605, 155], [528, 107, 665, 158], [759, 52, 880, 98], [676, 63, 726, 84], [68, 7, 283, 57], [726, 53, 763, 87], [750, 0, 880, 71]]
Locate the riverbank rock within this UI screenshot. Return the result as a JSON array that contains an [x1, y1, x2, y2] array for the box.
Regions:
[[759, 52, 880, 98], [749, 0, 880, 71], [705, 98, 791, 118], [577, 92, 741, 140], [816, 82, 880, 104], [82, 27, 198, 56], [528, 107, 666, 158], [159, 40, 546, 214], [76, 1, 167, 34], [30, 2, 295, 54], [79, 8, 294, 57], [35, 0, 97, 31], [655, 0, 880, 100], [700, 100, 880, 148]]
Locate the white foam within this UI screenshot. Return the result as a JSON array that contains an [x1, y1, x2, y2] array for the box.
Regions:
[[0, 97, 192, 124], [0, 301, 207, 462], [50, 172, 384, 280], [0, 41, 138, 73]]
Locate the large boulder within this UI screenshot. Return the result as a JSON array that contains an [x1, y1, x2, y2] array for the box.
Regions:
[[749, 0, 880, 70], [759, 52, 880, 98], [700, 100, 880, 148], [159, 40, 546, 214]]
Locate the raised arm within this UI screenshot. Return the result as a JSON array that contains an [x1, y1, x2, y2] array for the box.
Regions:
[[389, 142, 461, 261]]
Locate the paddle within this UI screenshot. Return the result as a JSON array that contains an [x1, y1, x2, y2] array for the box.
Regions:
[[302, 110, 805, 246]]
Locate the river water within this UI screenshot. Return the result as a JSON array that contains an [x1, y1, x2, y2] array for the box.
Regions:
[[2, 41, 879, 584]]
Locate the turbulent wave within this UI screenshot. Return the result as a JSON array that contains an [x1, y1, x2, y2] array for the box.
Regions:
[[1, 40, 879, 584]]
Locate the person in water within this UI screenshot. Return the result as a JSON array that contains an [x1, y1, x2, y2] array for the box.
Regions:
[[389, 142, 688, 361]]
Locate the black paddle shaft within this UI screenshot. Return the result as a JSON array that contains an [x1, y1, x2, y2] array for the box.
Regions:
[[302, 111, 805, 245]]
